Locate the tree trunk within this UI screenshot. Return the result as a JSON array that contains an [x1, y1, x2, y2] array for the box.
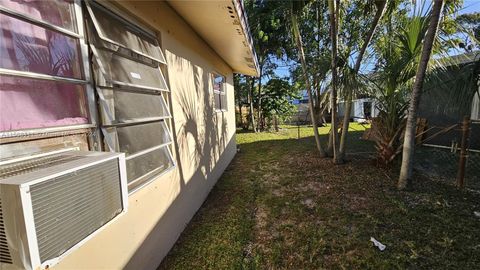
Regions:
[[338, 0, 388, 161], [327, 126, 334, 156], [292, 13, 327, 157], [338, 92, 352, 155], [256, 65, 263, 131], [315, 3, 325, 127], [248, 77, 257, 132], [274, 115, 279, 132], [239, 103, 244, 129], [398, 0, 444, 190], [328, 0, 341, 164], [316, 89, 321, 125]]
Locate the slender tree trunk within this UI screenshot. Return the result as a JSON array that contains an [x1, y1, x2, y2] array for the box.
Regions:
[[239, 103, 244, 129], [317, 88, 325, 126], [327, 126, 334, 156], [315, 2, 325, 127], [235, 77, 244, 128], [292, 13, 327, 157], [248, 77, 257, 132], [256, 65, 263, 131], [274, 115, 279, 132], [398, 0, 444, 190], [339, 92, 352, 152], [338, 0, 388, 161], [328, 0, 341, 164]]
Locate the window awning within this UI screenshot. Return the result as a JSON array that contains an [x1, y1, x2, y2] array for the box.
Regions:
[[167, 0, 259, 77]]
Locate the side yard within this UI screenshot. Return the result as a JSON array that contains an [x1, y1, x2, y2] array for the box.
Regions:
[[159, 124, 480, 269]]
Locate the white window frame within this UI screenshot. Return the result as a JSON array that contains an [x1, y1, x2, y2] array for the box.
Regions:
[[212, 73, 227, 112], [0, 0, 101, 149]]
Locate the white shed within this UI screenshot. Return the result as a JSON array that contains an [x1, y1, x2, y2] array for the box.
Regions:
[[338, 98, 379, 122]]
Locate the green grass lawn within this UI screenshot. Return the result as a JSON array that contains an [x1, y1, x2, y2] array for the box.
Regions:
[[159, 124, 480, 269]]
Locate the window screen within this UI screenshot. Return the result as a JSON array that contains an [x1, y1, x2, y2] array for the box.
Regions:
[[97, 88, 170, 125], [213, 74, 227, 111], [103, 121, 172, 156], [85, 1, 166, 64], [87, 2, 174, 192], [92, 47, 168, 91]]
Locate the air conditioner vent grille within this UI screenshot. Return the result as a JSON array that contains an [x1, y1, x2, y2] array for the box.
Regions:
[[30, 159, 123, 263], [0, 198, 13, 264], [0, 154, 85, 179]]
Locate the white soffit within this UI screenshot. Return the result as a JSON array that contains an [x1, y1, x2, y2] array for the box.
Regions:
[[168, 0, 259, 76]]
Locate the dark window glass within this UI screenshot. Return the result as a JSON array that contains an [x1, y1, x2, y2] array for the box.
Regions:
[[113, 121, 172, 156], [221, 93, 227, 110], [214, 93, 221, 110], [126, 146, 173, 183]]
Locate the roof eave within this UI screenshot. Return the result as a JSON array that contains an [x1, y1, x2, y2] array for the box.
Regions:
[[168, 0, 259, 77], [232, 0, 260, 76]]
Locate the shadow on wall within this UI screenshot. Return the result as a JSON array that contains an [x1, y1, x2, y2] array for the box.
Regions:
[[124, 52, 232, 269], [170, 51, 230, 185]]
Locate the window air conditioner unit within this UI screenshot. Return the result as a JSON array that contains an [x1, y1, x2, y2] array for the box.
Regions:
[[0, 150, 128, 270]]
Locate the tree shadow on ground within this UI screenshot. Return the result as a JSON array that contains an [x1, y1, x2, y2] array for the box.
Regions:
[[160, 131, 480, 269]]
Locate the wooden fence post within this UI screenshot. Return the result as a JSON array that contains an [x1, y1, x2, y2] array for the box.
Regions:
[[456, 115, 471, 188]]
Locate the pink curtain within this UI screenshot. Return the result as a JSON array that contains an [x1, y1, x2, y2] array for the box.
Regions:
[[1, 0, 76, 31], [0, 76, 88, 131], [0, 8, 88, 132]]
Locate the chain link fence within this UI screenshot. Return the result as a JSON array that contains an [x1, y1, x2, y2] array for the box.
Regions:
[[414, 119, 480, 191]]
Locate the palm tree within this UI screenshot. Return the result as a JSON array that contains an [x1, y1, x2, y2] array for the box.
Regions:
[[291, 6, 327, 157], [368, 7, 430, 165], [338, 0, 389, 161], [328, 0, 341, 164], [398, 0, 445, 190]]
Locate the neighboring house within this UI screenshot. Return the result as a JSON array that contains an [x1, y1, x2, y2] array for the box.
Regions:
[[290, 90, 380, 124], [338, 98, 380, 122], [290, 90, 309, 105], [418, 52, 479, 149], [290, 90, 310, 123], [0, 1, 258, 269]]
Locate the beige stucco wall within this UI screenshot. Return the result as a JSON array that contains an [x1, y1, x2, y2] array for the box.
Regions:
[[55, 1, 237, 269]]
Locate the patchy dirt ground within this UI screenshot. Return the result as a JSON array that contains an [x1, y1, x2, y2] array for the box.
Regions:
[[159, 125, 480, 269]]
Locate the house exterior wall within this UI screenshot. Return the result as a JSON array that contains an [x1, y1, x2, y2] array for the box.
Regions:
[[54, 1, 237, 269]]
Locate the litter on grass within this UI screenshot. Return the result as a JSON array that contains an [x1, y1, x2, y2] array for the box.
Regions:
[[370, 237, 386, 251], [474, 211, 480, 218]]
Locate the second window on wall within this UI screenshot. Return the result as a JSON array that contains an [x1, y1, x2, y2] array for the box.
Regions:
[[85, 1, 175, 192], [212, 73, 227, 111]]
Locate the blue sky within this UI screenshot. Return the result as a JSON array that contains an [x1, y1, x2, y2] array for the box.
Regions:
[[271, 0, 480, 80], [462, 0, 480, 14]]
